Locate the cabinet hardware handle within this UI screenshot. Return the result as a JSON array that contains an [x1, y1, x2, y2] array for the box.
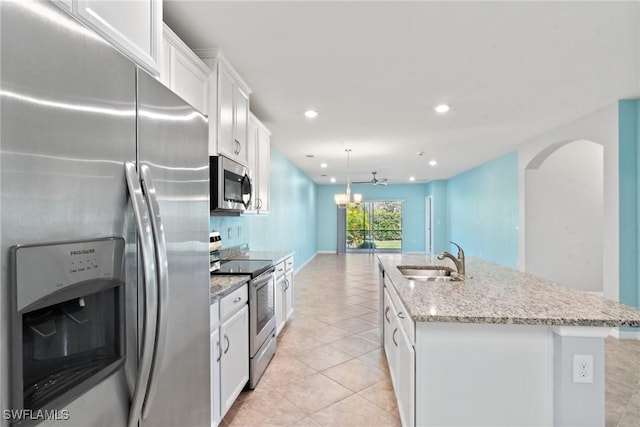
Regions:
[[233, 296, 242, 303], [216, 340, 222, 362], [284, 279, 289, 291], [385, 306, 390, 323], [392, 328, 398, 347], [257, 198, 262, 210], [397, 311, 405, 319], [223, 334, 230, 354]]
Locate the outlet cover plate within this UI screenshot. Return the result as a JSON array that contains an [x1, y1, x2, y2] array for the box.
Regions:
[[573, 354, 594, 384]]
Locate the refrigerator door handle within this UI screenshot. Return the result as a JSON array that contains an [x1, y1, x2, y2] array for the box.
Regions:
[[139, 164, 170, 420], [124, 162, 159, 427]]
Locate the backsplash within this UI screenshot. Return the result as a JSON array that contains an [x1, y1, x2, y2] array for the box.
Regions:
[[209, 216, 249, 248]]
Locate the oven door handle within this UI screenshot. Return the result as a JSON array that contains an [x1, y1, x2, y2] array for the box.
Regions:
[[124, 162, 158, 427], [252, 268, 275, 288], [139, 164, 169, 421]]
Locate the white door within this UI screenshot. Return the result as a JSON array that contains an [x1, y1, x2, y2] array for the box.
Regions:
[[425, 196, 433, 254]]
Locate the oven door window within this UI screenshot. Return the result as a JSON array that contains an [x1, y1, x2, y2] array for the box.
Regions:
[[224, 170, 252, 209], [255, 279, 275, 334]]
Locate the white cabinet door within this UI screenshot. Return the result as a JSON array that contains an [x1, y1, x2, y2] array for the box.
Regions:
[[210, 328, 221, 427], [220, 304, 249, 417], [275, 273, 286, 335], [284, 269, 294, 321], [234, 87, 249, 165], [397, 323, 415, 427], [217, 64, 236, 159], [256, 125, 271, 213], [383, 288, 398, 389], [74, 0, 161, 75], [161, 26, 210, 115]]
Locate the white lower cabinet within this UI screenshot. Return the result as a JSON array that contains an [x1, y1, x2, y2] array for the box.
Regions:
[[284, 269, 294, 320], [275, 256, 294, 335], [381, 281, 415, 426], [396, 322, 415, 427], [210, 284, 249, 426], [220, 304, 249, 416]]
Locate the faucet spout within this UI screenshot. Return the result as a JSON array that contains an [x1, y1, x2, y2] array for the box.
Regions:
[[437, 241, 465, 277]]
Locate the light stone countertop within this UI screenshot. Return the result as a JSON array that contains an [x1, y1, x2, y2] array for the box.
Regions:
[[209, 274, 251, 305], [378, 254, 640, 327]]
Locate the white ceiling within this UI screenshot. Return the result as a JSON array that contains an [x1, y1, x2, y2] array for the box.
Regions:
[[163, 1, 639, 185]]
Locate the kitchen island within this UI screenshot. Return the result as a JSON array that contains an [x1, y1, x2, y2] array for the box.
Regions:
[[378, 254, 640, 427]]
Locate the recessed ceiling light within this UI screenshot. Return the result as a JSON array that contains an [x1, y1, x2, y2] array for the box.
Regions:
[[330, 177, 336, 183], [434, 104, 450, 114], [429, 160, 438, 166], [306, 154, 315, 158], [320, 163, 327, 168], [417, 151, 425, 157], [409, 176, 416, 182], [304, 110, 318, 118]]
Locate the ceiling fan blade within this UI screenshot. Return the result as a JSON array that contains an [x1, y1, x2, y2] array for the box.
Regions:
[[380, 182, 388, 185], [379, 177, 389, 182]]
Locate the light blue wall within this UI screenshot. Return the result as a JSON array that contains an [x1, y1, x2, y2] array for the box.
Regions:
[[210, 148, 317, 270], [445, 152, 519, 268], [316, 184, 429, 253], [619, 100, 640, 309]]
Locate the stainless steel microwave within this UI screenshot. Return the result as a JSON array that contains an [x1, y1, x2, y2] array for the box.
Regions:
[[210, 155, 253, 213]]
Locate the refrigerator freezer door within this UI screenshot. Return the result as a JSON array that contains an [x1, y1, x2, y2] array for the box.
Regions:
[[135, 70, 211, 426], [1, 1, 137, 425]]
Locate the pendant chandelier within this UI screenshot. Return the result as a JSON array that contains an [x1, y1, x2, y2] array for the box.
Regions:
[[334, 148, 362, 209]]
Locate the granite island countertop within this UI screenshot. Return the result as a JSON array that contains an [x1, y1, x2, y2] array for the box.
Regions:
[[378, 254, 640, 327], [210, 274, 251, 305]]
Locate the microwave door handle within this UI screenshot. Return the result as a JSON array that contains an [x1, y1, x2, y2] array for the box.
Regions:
[[139, 164, 169, 421], [124, 162, 159, 427], [241, 174, 252, 209]]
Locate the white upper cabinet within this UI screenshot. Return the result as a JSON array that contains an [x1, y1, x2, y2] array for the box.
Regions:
[[159, 24, 211, 115], [73, 0, 162, 75], [197, 50, 252, 163], [246, 112, 271, 214]]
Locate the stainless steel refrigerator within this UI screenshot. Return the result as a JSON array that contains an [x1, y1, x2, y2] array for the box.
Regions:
[[0, 1, 211, 426]]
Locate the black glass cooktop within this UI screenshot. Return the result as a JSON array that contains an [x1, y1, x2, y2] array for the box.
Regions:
[[213, 259, 273, 278]]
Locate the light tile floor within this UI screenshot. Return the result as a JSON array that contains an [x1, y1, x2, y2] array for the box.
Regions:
[[221, 254, 640, 427]]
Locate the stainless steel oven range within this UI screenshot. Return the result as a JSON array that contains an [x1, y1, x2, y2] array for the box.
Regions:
[[213, 259, 276, 389]]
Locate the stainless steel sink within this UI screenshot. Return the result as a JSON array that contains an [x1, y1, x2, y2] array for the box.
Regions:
[[397, 265, 459, 282]]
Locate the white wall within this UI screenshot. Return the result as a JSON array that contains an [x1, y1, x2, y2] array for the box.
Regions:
[[518, 103, 618, 301], [525, 140, 604, 292]]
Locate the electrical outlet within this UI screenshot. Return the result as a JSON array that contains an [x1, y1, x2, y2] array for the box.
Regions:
[[227, 227, 233, 239], [237, 226, 241, 238], [573, 354, 594, 384]]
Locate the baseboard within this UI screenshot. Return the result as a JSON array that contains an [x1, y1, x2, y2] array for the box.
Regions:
[[609, 328, 640, 340], [316, 251, 336, 254], [294, 252, 318, 275]]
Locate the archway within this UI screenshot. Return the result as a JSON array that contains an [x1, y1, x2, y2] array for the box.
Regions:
[[524, 139, 604, 292]]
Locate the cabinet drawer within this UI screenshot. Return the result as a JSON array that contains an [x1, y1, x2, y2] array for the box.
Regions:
[[285, 257, 294, 272], [210, 301, 220, 332], [220, 284, 248, 321], [275, 261, 286, 278]]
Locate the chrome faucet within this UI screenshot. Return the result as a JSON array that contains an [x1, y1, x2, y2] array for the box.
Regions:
[[437, 241, 465, 277]]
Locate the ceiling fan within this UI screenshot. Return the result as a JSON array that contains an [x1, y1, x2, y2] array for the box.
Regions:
[[353, 171, 388, 186]]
